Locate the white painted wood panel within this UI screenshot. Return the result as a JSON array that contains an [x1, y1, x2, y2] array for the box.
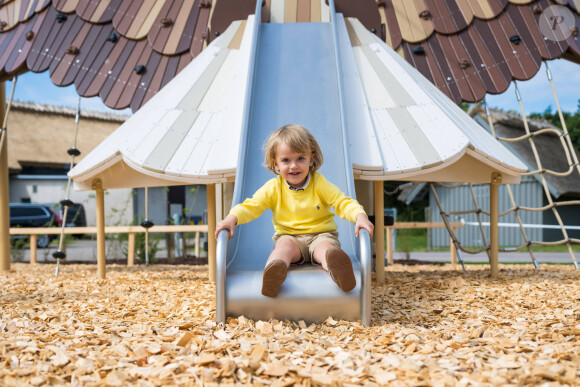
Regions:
[[387, 107, 442, 167], [198, 50, 239, 112], [118, 107, 170, 155], [126, 109, 182, 167], [370, 42, 433, 106], [352, 47, 394, 110], [372, 110, 421, 172], [320, 0, 330, 22], [205, 118, 239, 175], [147, 45, 223, 111], [214, 20, 243, 47], [336, 15, 383, 171], [207, 15, 255, 175], [360, 45, 414, 108], [68, 141, 119, 178], [181, 114, 224, 177], [164, 112, 214, 176], [270, 0, 285, 23], [346, 17, 376, 46], [177, 48, 230, 110], [408, 104, 468, 161], [144, 110, 201, 172]]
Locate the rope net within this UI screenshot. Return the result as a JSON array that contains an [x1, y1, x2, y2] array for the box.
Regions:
[[430, 61, 579, 270]]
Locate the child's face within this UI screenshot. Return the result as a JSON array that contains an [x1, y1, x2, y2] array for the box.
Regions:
[[273, 142, 314, 188]]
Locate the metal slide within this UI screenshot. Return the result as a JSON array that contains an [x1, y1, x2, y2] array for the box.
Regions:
[[216, 1, 371, 326]]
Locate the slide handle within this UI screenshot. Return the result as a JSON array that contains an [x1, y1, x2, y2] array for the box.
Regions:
[[215, 230, 230, 324], [358, 229, 371, 327]]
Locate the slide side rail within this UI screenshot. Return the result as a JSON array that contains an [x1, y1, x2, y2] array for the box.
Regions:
[[216, 230, 229, 324], [359, 229, 371, 327]]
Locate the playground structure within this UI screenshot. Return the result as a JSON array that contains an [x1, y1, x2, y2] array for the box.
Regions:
[[0, 0, 579, 324], [66, 0, 525, 325]]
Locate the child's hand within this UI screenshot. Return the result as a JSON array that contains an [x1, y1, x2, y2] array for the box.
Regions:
[[355, 213, 374, 238], [215, 215, 238, 240]]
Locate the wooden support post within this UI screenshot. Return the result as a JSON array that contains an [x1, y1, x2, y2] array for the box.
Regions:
[[93, 179, 106, 279], [490, 173, 501, 278], [207, 183, 216, 282], [127, 232, 135, 266], [0, 83, 9, 272], [450, 227, 457, 266], [386, 227, 394, 265], [195, 231, 200, 258], [374, 181, 385, 283], [30, 235, 37, 265]]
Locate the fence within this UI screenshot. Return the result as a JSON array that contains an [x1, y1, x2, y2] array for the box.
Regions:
[[9, 225, 208, 265], [385, 222, 465, 264], [12, 222, 465, 267]]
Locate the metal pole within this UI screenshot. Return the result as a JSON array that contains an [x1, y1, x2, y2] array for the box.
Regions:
[[0, 83, 9, 271], [207, 183, 216, 282], [373, 181, 385, 283], [489, 173, 501, 278], [93, 179, 106, 279]]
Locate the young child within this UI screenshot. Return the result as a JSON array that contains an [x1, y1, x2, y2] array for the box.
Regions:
[[214, 124, 374, 297]]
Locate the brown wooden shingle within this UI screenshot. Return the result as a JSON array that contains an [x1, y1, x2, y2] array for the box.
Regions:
[[0, 0, 577, 111]]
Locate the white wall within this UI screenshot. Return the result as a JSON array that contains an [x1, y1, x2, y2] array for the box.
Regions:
[[9, 177, 134, 226]]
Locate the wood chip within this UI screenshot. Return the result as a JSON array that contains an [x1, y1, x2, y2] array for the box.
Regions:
[[1, 263, 579, 385], [177, 331, 194, 347]]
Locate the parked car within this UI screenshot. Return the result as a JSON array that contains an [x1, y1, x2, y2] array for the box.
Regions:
[[58, 203, 87, 237], [9, 203, 61, 248]]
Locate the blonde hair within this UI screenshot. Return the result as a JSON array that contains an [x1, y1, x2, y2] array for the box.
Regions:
[[264, 124, 324, 174]]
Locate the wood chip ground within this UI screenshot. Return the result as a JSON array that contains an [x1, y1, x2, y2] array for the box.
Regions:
[[1, 263, 579, 386]]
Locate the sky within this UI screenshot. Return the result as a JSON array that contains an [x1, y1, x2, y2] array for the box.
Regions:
[[3, 58, 579, 116]]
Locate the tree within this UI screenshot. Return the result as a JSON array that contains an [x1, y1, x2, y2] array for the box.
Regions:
[[529, 100, 580, 150]]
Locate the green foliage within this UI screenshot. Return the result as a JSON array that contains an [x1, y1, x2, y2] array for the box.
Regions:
[[10, 238, 27, 262], [528, 100, 580, 150], [127, 230, 162, 264], [383, 181, 426, 222]]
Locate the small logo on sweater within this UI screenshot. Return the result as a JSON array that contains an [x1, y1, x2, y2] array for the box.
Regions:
[[317, 205, 320, 210]]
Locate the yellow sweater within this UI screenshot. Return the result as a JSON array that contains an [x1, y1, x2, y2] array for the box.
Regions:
[[229, 172, 366, 235]]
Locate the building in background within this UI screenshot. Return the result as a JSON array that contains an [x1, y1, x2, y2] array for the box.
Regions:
[[7, 101, 133, 226], [402, 107, 580, 248]]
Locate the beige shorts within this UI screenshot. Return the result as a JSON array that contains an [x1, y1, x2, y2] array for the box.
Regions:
[[272, 232, 340, 264]]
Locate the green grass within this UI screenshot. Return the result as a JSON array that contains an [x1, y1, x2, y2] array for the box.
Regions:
[[390, 228, 580, 253]]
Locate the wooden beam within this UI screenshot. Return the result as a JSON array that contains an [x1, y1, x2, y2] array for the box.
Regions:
[[30, 235, 37, 265], [490, 173, 501, 278], [9, 224, 208, 235], [389, 221, 464, 229], [207, 183, 216, 282], [127, 233, 135, 266], [374, 181, 385, 283], [94, 179, 106, 279], [0, 82, 9, 271]]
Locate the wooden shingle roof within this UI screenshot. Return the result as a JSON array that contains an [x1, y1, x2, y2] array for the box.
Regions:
[[0, 0, 577, 111], [68, 12, 527, 189]]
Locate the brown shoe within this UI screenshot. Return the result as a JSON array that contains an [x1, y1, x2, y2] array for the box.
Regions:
[[326, 247, 356, 292], [262, 259, 287, 297]]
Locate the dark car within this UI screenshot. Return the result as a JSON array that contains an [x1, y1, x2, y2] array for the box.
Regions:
[[59, 203, 87, 228], [58, 203, 87, 237], [9, 203, 61, 248]]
